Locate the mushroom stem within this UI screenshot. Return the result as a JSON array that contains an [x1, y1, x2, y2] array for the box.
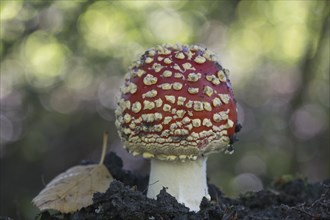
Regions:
[[147, 157, 210, 211]]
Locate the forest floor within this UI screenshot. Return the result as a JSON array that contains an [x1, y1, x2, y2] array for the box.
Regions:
[[33, 153, 330, 220]]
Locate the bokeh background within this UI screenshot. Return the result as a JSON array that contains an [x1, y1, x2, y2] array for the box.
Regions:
[[1, 0, 329, 219]]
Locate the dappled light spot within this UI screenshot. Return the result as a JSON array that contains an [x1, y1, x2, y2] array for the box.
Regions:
[[0, 1, 23, 21], [78, 2, 128, 54], [279, 25, 308, 61], [270, 0, 309, 24], [231, 173, 263, 193], [268, 70, 300, 95], [22, 31, 69, 88], [229, 0, 312, 76], [64, 60, 93, 91], [148, 9, 191, 43], [290, 104, 327, 140]]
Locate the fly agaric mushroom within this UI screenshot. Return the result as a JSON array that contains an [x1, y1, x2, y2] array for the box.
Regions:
[[115, 44, 240, 211]]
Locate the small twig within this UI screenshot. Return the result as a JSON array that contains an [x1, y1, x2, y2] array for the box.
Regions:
[[99, 131, 108, 165], [143, 180, 160, 194], [148, 180, 160, 187]]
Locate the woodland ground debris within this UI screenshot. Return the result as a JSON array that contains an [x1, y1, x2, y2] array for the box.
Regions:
[[32, 152, 330, 220]]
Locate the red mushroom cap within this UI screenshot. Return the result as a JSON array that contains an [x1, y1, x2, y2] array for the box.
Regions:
[[115, 44, 238, 161]]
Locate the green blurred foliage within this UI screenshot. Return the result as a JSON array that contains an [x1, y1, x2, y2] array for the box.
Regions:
[[0, 0, 329, 219]]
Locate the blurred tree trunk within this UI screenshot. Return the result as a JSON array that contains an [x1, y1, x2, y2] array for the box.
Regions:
[[287, 3, 329, 174]]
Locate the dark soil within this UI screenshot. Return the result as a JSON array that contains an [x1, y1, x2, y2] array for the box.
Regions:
[[34, 152, 329, 220]]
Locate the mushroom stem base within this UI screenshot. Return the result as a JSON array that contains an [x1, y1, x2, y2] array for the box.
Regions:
[[147, 157, 210, 211]]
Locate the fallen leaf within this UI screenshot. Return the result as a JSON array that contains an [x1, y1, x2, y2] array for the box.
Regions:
[[33, 132, 113, 213], [32, 164, 113, 213]]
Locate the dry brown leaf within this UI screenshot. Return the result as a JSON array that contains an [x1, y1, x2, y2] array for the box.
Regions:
[[33, 132, 113, 213], [32, 164, 113, 213]]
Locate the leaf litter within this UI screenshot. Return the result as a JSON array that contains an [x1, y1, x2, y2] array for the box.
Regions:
[[34, 152, 330, 220], [32, 132, 113, 213]]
